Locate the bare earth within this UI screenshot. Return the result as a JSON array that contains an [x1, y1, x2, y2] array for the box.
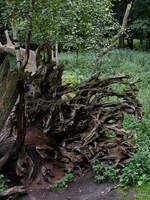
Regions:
[[17, 173, 137, 200]]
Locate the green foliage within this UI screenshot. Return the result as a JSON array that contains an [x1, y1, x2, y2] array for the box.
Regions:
[[60, 51, 95, 88], [0, 174, 12, 200], [0, 174, 8, 193], [135, 182, 150, 200], [119, 152, 150, 186], [32, 0, 118, 51], [50, 173, 74, 191], [92, 160, 119, 183], [1, 0, 119, 51]]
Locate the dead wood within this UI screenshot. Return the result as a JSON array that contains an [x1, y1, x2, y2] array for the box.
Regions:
[[0, 186, 27, 197], [13, 41, 143, 187], [93, 3, 132, 66], [0, 30, 36, 73], [0, 38, 142, 188], [0, 58, 18, 133], [0, 140, 16, 170]]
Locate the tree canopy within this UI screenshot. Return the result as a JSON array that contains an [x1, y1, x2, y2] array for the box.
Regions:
[[1, 0, 119, 51]]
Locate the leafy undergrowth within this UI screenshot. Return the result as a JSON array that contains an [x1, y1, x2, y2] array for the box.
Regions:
[[60, 49, 150, 188], [0, 174, 11, 199], [50, 173, 74, 191], [0, 174, 8, 193], [92, 160, 119, 183]]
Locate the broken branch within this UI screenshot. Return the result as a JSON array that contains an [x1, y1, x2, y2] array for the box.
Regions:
[[93, 3, 132, 66]]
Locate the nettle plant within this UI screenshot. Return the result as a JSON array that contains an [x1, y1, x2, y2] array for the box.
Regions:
[[92, 160, 119, 183]]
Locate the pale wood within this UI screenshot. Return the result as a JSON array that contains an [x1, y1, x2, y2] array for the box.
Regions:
[[93, 3, 132, 66], [55, 42, 59, 66], [0, 186, 27, 197]]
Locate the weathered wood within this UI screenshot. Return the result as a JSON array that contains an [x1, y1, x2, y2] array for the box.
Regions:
[[0, 58, 19, 133], [0, 140, 16, 170], [93, 3, 132, 66], [16, 42, 143, 186], [0, 41, 142, 188], [0, 186, 27, 197]]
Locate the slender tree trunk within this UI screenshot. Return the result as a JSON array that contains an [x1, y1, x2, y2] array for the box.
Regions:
[[146, 33, 150, 49], [4, 30, 13, 46], [140, 39, 143, 48], [51, 46, 54, 60], [127, 36, 133, 49], [55, 42, 59, 66], [5, 0, 35, 150], [118, 36, 124, 48]]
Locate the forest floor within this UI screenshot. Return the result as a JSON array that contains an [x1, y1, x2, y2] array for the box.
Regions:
[[17, 172, 138, 200]]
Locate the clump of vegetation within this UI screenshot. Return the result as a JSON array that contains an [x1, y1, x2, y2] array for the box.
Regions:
[[50, 173, 74, 191], [0, 174, 8, 195], [120, 151, 150, 187], [92, 160, 119, 183]]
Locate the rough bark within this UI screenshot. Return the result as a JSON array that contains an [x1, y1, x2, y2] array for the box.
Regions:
[[0, 58, 18, 133], [0, 186, 27, 198], [5, 0, 35, 151], [118, 36, 124, 48], [0, 58, 18, 169]]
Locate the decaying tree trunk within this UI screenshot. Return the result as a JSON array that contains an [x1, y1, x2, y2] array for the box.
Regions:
[[0, 58, 18, 133], [0, 58, 18, 169], [0, 40, 143, 192], [10, 41, 142, 188], [0, 0, 35, 171]]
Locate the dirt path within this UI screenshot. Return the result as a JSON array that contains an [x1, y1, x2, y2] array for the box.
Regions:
[[17, 173, 135, 200]]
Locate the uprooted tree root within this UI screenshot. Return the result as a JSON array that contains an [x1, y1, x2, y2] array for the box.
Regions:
[[0, 42, 143, 193]]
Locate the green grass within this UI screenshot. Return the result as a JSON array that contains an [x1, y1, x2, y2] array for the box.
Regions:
[[135, 182, 150, 200], [59, 49, 150, 189], [60, 49, 150, 113]]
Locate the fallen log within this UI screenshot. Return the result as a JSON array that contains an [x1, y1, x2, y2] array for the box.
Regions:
[[0, 58, 18, 133]]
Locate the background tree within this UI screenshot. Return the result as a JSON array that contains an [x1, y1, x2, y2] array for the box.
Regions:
[[0, 0, 119, 52], [129, 0, 150, 49]]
